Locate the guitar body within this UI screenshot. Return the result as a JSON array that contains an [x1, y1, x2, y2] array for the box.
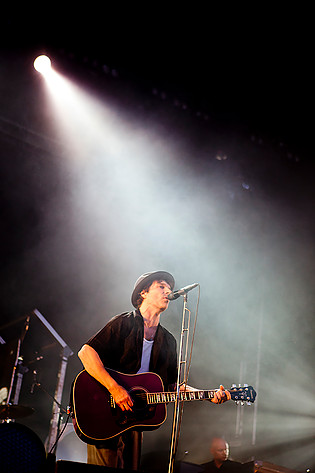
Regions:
[[71, 369, 167, 444]]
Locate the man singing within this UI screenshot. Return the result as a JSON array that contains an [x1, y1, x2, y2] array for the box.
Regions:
[[78, 271, 230, 469]]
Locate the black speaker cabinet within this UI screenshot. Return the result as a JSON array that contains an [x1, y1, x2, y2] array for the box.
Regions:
[[56, 460, 140, 472], [0, 422, 46, 473]]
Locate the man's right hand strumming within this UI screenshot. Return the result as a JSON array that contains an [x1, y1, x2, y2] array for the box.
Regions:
[[110, 382, 133, 411], [78, 344, 133, 411]]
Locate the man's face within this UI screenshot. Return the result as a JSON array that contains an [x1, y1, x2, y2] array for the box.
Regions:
[[211, 439, 229, 463], [141, 280, 172, 312]]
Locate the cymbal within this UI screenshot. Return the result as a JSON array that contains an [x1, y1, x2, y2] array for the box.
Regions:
[[0, 404, 35, 419]]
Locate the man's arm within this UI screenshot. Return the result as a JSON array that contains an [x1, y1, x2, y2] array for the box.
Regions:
[[78, 344, 133, 411]]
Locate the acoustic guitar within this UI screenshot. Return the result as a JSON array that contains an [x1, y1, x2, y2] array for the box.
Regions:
[[71, 368, 256, 445]]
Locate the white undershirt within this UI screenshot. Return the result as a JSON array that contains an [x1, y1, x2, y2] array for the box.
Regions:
[[137, 338, 154, 373]]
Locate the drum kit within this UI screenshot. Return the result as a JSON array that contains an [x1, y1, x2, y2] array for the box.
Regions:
[[0, 313, 70, 472], [0, 398, 86, 465], [0, 316, 36, 422], [0, 318, 48, 472], [0, 311, 77, 471], [0, 402, 35, 421], [0, 394, 48, 473]]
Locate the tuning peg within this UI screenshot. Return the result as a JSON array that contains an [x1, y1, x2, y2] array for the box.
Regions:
[[240, 401, 245, 406], [231, 384, 236, 388], [246, 401, 252, 406], [244, 384, 248, 387]]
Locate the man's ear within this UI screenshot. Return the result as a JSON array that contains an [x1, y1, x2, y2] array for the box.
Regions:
[[140, 289, 147, 299]]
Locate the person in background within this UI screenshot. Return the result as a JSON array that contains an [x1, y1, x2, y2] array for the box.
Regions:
[[201, 438, 244, 472]]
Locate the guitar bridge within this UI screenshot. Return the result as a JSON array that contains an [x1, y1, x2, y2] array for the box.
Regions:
[[110, 395, 116, 409]]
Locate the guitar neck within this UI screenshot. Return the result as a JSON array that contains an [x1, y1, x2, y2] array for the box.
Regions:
[[147, 389, 217, 404]]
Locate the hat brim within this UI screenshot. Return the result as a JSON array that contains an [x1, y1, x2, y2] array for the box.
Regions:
[[131, 271, 175, 308]]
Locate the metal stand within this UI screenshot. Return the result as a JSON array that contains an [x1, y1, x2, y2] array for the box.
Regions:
[[252, 299, 263, 446], [32, 309, 73, 454], [7, 315, 30, 407], [168, 294, 191, 473]]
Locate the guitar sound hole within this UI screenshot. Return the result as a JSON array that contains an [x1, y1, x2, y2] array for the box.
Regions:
[[116, 388, 156, 427], [130, 389, 148, 411]]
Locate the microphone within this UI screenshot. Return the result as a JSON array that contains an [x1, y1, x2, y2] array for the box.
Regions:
[[167, 283, 199, 300]]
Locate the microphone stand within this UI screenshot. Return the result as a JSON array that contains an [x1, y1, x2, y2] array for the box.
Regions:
[[168, 293, 191, 473], [7, 315, 30, 406]]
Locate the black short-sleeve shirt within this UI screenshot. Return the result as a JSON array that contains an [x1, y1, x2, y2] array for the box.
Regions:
[[86, 309, 177, 390]]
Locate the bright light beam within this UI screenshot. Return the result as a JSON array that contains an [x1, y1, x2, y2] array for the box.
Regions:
[[34, 55, 52, 75]]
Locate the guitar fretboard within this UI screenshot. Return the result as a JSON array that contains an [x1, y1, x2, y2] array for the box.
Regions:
[[146, 390, 215, 404]]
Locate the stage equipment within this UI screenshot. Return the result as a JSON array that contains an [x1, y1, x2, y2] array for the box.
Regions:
[[32, 309, 73, 454], [0, 315, 35, 426], [0, 422, 46, 473], [254, 460, 300, 473], [56, 460, 141, 472], [168, 283, 200, 473], [179, 461, 204, 473], [167, 283, 199, 301], [167, 285, 256, 473], [0, 403, 34, 420], [6, 315, 29, 403], [34, 55, 52, 75]]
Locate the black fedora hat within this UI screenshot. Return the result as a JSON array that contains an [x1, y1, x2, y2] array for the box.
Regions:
[[131, 271, 175, 308]]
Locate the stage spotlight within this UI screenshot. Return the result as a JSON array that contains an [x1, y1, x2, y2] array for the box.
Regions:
[[34, 55, 52, 75]]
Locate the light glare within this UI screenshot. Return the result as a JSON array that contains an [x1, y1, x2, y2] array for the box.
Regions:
[[34, 55, 52, 75]]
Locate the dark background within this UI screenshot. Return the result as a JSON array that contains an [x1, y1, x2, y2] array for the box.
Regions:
[[1, 10, 314, 472]]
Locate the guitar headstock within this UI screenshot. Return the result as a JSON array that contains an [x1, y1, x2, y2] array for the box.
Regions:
[[229, 385, 256, 404]]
